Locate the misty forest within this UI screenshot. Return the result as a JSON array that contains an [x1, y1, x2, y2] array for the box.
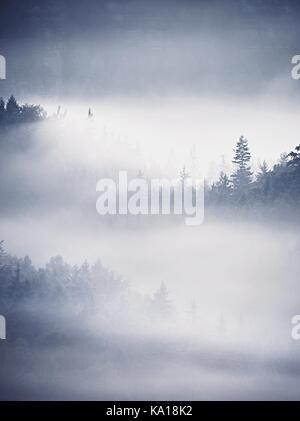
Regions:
[[1, 0, 300, 401], [1, 94, 300, 400]]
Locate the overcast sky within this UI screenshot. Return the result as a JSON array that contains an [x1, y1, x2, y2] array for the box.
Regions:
[[1, 1, 300, 177], [0, 0, 300, 100]]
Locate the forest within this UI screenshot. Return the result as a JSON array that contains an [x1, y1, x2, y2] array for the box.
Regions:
[[0, 238, 172, 341], [1, 95, 300, 399], [0, 95, 46, 126], [0, 94, 299, 336], [1, 96, 300, 215], [2, 0, 300, 403]]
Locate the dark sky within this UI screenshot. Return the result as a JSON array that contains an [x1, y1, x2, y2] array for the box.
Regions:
[[1, 0, 300, 100]]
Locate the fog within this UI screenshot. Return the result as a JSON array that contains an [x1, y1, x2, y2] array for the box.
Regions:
[[1, 0, 300, 401], [1, 97, 300, 400]]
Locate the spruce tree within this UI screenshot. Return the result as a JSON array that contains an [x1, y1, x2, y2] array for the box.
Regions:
[[231, 136, 252, 193], [0, 97, 5, 124], [255, 161, 271, 201], [6, 95, 20, 123], [215, 171, 231, 201]]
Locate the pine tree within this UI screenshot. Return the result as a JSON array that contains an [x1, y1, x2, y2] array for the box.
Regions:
[[231, 136, 252, 193], [256, 161, 269, 183], [255, 160, 270, 199], [0, 97, 5, 124], [288, 144, 300, 168], [215, 171, 232, 201], [6, 95, 20, 123]]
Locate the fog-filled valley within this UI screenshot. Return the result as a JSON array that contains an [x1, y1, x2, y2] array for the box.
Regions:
[[1, 96, 300, 400], [2, 0, 300, 402]]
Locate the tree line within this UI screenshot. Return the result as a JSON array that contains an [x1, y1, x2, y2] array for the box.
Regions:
[[207, 136, 300, 208], [1, 95, 299, 210], [0, 95, 47, 126], [0, 241, 171, 340]]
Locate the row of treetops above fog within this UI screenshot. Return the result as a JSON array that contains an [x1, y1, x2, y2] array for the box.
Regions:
[[0, 95, 94, 125], [1, 95, 300, 203]]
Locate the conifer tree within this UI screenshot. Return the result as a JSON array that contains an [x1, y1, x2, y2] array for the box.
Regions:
[[231, 136, 252, 193], [0, 97, 5, 123], [288, 144, 300, 168], [215, 171, 232, 201], [6, 95, 20, 120]]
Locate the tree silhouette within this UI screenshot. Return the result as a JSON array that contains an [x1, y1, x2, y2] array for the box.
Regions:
[[231, 136, 253, 195], [288, 145, 300, 168], [0, 97, 5, 124], [0, 95, 47, 127], [253, 161, 271, 201], [213, 171, 232, 203], [6, 95, 20, 122]]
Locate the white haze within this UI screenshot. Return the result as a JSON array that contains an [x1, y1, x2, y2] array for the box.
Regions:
[[1, 95, 300, 400], [27, 94, 300, 178]]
